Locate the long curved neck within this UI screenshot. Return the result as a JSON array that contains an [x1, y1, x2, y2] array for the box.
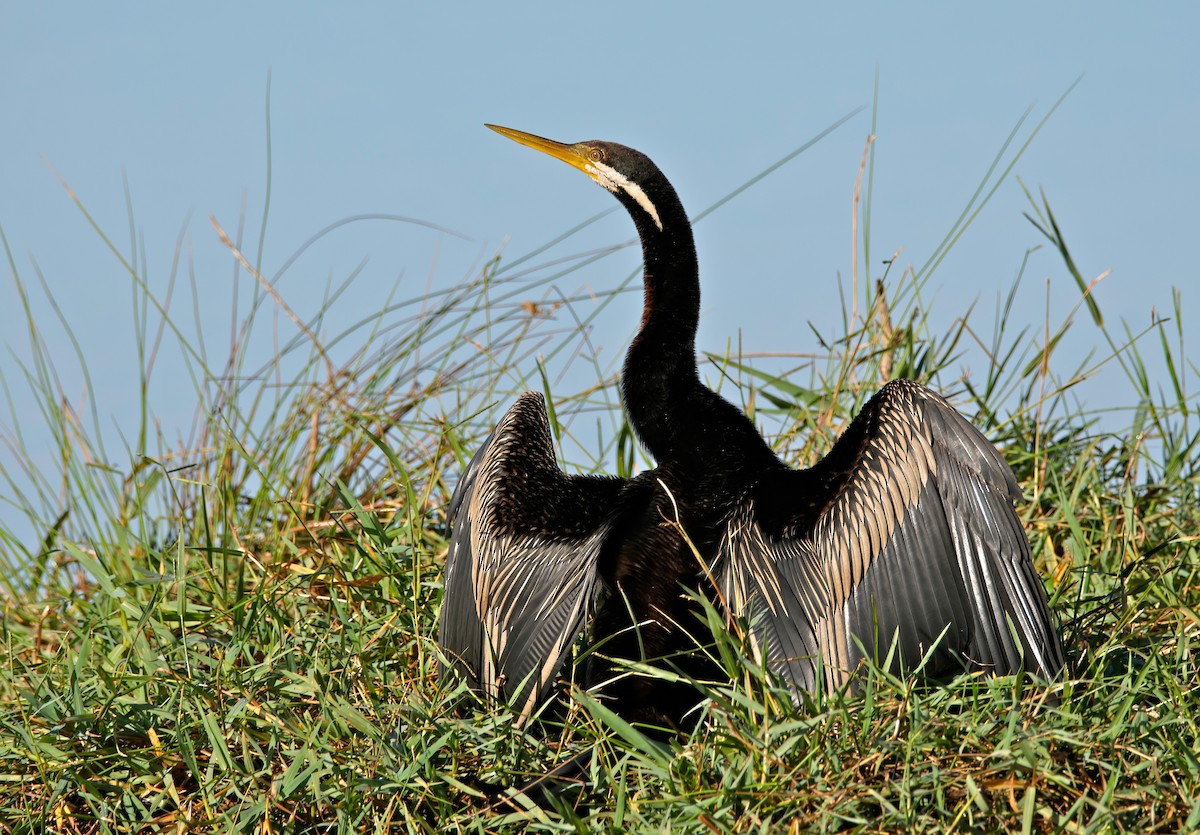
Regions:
[[618, 188, 776, 470], [620, 200, 701, 459]]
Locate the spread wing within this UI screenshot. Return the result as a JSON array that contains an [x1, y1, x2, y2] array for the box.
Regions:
[[718, 379, 1064, 693], [438, 392, 625, 721]]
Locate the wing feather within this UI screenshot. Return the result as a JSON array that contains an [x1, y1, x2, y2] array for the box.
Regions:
[[717, 509, 826, 692], [438, 392, 625, 721], [716, 379, 1063, 695]]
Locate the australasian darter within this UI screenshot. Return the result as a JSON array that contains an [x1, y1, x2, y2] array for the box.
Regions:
[[438, 125, 1064, 732]]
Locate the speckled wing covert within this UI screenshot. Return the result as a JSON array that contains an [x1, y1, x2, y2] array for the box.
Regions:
[[718, 379, 1064, 694], [438, 392, 625, 722]]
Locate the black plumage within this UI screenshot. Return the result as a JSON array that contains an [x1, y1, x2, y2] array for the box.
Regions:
[[438, 125, 1064, 731]]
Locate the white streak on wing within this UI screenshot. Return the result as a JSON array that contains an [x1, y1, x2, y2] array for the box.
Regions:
[[587, 160, 664, 231]]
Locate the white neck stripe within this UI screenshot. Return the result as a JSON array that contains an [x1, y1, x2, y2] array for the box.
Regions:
[[586, 161, 664, 232]]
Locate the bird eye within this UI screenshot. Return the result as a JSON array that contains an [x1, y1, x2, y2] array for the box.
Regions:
[[588, 148, 605, 163]]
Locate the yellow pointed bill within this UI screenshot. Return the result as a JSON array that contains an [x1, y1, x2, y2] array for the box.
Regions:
[[486, 124, 594, 177]]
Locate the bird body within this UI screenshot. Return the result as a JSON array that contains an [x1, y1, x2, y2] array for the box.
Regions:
[[438, 126, 1064, 731]]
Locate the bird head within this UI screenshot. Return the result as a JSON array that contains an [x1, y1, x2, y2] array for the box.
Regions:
[[487, 124, 667, 233]]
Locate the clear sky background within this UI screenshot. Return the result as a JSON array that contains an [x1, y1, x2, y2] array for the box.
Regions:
[[2, 4, 1196, 550]]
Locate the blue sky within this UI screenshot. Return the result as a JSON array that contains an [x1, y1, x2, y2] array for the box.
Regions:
[[2, 4, 1197, 548]]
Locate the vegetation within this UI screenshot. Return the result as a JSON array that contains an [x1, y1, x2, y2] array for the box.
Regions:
[[1, 105, 1197, 832]]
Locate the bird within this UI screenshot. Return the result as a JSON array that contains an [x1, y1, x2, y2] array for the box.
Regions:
[[437, 125, 1064, 732]]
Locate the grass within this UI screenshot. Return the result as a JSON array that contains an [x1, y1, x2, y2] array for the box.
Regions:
[[1, 101, 1198, 832]]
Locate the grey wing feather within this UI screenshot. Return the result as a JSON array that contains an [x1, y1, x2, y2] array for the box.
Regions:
[[438, 392, 624, 721], [718, 379, 1063, 695], [717, 510, 827, 692]]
